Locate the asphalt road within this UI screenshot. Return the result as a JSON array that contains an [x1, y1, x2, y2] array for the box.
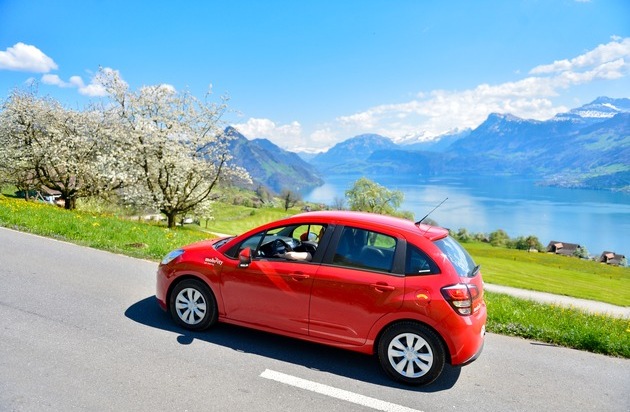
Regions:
[[1, 227, 628, 412]]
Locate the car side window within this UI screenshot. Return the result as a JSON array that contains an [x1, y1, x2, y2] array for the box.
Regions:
[[293, 224, 326, 242], [225, 224, 328, 262], [405, 244, 440, 275], [332, 226, 396, 272], [254, 227, 296, 259]]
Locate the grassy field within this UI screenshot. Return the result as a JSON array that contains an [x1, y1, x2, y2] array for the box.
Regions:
[[199, 204, 295, 236], [465, 242, 629, 306], [0, 194, 628, 358]]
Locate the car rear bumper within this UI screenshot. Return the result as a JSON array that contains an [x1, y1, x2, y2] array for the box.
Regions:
[[460, 326, 485, 366], [443, 303, 487, 365]]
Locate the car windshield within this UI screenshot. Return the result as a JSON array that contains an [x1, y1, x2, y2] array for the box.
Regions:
[[434, 236, 478, 277]]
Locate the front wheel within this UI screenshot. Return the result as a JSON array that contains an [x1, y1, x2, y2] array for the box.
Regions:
[[169, 279, 218, 331], [377, 322, 445, 385]]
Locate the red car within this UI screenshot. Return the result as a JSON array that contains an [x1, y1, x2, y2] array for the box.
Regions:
[[156, 210, 486, 385]]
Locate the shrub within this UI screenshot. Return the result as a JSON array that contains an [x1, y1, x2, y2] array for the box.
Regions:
[[489, 229, 510, 247]]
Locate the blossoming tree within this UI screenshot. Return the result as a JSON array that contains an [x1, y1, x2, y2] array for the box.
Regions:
[[0, 88, 128, 209], [98, 69, 250, 228]]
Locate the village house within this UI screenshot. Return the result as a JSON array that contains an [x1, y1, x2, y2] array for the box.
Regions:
[[599, 251, 626, 266], [546, 241, 582, 257]]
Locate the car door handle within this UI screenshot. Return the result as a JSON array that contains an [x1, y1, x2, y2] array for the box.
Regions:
[[371, 282, 395, 292], [291, 273, 310, 281]]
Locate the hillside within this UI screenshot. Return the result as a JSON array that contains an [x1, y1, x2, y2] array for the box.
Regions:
[[226, 127, 323, 193]]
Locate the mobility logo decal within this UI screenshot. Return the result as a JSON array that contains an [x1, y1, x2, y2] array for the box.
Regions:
[[204, 257, 224, 266]]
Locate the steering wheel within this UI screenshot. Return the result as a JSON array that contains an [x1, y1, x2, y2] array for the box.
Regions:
[[271, 238, 293, 256]]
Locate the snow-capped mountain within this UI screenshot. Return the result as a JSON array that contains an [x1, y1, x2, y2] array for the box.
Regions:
[[554, 96, 630, 123]]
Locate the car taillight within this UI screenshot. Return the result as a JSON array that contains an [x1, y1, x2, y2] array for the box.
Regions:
[[441, 284, 479, 316]]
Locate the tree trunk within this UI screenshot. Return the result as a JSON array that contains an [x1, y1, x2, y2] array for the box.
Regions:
[[64, 197, 76, 210], [166, 212, 177, 229]]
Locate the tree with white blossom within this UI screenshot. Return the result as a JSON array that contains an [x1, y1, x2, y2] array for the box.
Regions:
[[0, 87, 128, 209], [98, 68, 250, 228], [0, 88, 44, 199]]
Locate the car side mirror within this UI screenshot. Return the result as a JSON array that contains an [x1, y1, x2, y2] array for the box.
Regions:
[[238, 247, 252, 268]]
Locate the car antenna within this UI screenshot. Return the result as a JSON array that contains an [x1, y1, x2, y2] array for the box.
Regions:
[[415, 197, 448, 225]]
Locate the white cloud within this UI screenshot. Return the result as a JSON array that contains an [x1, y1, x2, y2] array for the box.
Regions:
[[69, 76, 84, 88], [159, 84, 176, 93], [232, 118, 302, 147], [309, 128, 338, 147], [40, 67, 123, 97], [0, 42, 58, 72], [530, 37, 630, 75], [335, 37, 630, 140], [78, 82, 107, 97], [41, 74, 72, 88], [232, 118, 341, 152], [139, 83, 177, 95]]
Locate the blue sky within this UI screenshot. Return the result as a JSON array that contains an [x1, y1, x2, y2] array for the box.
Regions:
[[1, 0, 629, 152]]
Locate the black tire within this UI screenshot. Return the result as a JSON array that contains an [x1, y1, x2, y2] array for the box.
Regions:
[[377, 322, 446, 386], [169, 279, 218, 331]]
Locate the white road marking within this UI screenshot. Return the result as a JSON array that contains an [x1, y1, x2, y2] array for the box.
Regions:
[[260, 369, 423, 412]]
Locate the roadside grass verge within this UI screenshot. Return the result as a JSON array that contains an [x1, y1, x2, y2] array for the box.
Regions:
[[1, 195, 628, 358], [486, 291, 629, 358], [0, 195, 210, 260]]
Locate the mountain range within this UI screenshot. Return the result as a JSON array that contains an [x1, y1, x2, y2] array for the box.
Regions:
[[228, 97, 630, 193]]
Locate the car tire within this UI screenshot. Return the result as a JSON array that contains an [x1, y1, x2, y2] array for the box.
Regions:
[[377, 322, 445, 386], [169, 279, 218, 331]]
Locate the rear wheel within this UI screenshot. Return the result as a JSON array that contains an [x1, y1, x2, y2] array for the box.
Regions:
[[169, 279, 217, 331], [377, 322, 445, 385]]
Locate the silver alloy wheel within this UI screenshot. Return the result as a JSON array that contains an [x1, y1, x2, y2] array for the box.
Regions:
[[175, 287, 207, 325], [387, 332, 434, 378]]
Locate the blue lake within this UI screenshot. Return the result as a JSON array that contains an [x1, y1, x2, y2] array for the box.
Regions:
[[303, 175, 630, 259]]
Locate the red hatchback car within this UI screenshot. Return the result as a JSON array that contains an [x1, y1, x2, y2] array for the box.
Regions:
[[156, 211, 486, 385]]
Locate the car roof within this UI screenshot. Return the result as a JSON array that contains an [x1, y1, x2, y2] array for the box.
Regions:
[[287, 210, 448, 241]]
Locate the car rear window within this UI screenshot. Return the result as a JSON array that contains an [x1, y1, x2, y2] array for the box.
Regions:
[[405, 244, 440, 275], [434, 236, 478, 277]]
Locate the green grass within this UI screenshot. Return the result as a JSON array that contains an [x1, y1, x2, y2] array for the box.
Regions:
[[1, 194, 629, 358], [486, 291, 630, 358], [0, 195, 211, 260], [199, 204, 298, 236], [465, 242, 630, 307]]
